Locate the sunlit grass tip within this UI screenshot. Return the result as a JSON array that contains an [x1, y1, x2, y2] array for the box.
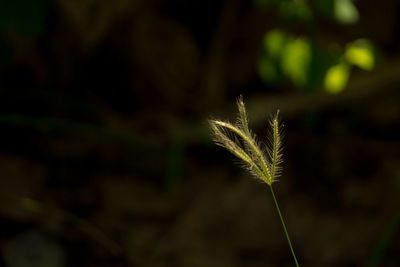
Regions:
[[209, 95, 283, 186]]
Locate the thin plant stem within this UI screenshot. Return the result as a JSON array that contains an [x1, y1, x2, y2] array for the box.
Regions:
[[270, 186, 300, 267]]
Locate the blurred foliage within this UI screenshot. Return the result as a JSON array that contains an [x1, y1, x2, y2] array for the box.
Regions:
[[257, 0, 376, 93], [333, 0, 359, 24], [345, 39, 375, 71], [315, 0, 359, 24], [281, 37, 311, 87], [324, 62, 350, 94]]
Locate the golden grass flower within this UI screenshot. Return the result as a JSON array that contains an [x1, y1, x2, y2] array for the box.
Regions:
[[209, 96, 283, 186]]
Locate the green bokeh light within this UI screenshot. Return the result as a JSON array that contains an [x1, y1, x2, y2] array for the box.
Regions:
[[281, 38, 311, 87], [345, 39, 375, 70], [324, 62, 350, 94]]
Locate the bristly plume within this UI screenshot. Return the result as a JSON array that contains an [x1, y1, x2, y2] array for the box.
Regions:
[[269, 110, 283, 182], [209, 96, 283, 185]]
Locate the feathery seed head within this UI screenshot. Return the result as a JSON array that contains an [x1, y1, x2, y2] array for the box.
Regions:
[[209, 96, 283, 185]]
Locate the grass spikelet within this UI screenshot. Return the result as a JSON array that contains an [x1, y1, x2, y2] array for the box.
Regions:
[[209, 96, 299, 266], [209, 96, 282, 185], [270, 110, 283, 182]]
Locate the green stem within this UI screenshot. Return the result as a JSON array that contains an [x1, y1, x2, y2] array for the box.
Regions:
[[270, 186, 299, 267]]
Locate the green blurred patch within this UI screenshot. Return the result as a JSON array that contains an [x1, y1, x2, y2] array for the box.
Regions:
[[316, 0, 359, 24], [323, 39, 375, 93], [345, 39, 375, 71], [258, 29, 289, 84], [259, 28, 374, 94], [334, 0, 359, 24], [306, 43, 336, 92], [281, 37, 311, 87], [263, 29, 288, 59], [256, 0, 371, 93], [259, 30, 318, 89], [324, 62, 350, 94]]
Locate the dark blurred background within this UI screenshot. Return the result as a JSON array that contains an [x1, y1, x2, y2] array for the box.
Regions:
[[0, 0, 399, 266]]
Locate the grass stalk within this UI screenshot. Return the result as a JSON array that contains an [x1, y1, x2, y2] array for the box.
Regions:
[[270, 186, 299, 267]]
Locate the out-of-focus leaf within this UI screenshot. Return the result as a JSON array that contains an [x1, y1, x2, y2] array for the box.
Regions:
[[263, 29, 287, 58], [258, 56, 278, 83], [324, 62, 350, 94], [345, 39, 374, 70], [281, 37, 311, 87], [334, 0, 359, 24]]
